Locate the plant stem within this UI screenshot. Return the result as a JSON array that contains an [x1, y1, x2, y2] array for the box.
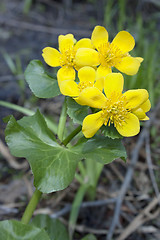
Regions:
[[69, 184, 88, 239], [0, 100, 58, 134], [62, 125, 82, 146], [57, 98, 67, 142], [21, 189, 42, 224]]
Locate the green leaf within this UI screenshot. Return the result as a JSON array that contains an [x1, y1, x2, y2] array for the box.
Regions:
[[66, 97, 89, 124], [0, 220, 50, 240], [5, 110, 82, 193], [25, 60, 60, 98], [101, 124, 123, 139], [72, 135, 127, 164], [81, 234, 97, 240], [31, 215, 69, 240]]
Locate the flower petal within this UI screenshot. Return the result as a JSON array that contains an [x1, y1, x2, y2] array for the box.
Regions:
[[91, 26, 109, 49], [115, 56, 141, 75], [42, 47, 61, 67], [123, 89, 149, 109], [75, 48, 99, 67], [140, 99, 151, 112], [74, 38, 94, 51], [75, 87, 107, 108], [135, 57, 144, 63], [132, 108, 146, 120], [104, 73, 124, 98], [96, 65, 112, 79], [141, 115, 149, 121], [111, 31, 135, 54], [78, 66, 96, 84], [59, 80, 79, 97], [82, 111, 104, 138], [94, 77, 104, 91], [58, 34, 74, 53], [57, 66, 75, 84], [116, 112, 140, 137]]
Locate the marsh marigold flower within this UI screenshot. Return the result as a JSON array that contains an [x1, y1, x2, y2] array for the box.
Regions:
[[42, 34, 94, 82], [75, 26, 143, 79], [57, 66, 104, 101], [79, 73, 150, 138]]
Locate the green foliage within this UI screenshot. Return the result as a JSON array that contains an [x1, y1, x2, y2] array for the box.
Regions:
[[0, 220, 50, 240], [69, 184, 88, 239], [73, 135, 127, 164], [5, 110, 82, 193], [81, 234, 97, 240], [32, 215, 69, 240], [66, 97, 89, 125], [101, 124, 123, 139], [25, 60, 60, 98], [23, 0, 33, 15]]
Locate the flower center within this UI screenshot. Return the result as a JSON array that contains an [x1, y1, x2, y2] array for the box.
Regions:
[[59, 47, 76, 68], [101, 92, 130, 127], [78, 81, 94, 92], [98, 42, 127, 67]]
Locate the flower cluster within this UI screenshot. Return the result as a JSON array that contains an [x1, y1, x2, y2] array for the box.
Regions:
[[42, 26, 150, 138]]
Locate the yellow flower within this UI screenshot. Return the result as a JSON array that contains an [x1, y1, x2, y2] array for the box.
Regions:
[[80, 73, 150, 138], [42, 34, 94, 81], [57, 66, 104, 103], [75, 26, 143, 79]]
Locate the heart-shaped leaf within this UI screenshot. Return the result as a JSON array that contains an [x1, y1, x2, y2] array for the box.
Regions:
[[25, 60, 60, 98], [31, 214, 69, 240], [5, 110, 82, 193], [0, 220, 50, 240], [66, 97, 89, 124], [72, 135, 127, 164]]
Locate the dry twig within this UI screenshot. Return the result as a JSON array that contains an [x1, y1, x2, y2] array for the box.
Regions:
[[117, 194, 160, 240], [145, 131, 160, 200]]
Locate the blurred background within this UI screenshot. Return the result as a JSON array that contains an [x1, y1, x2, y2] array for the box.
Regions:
[[0, 0, 160, 240]]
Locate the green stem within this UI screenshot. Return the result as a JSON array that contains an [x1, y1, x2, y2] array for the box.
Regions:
[[21, 189, 42, 224], [69, 184, 88, 239], [62, 125, 82, 146], [0, 100, 58, 134], [0, 100, 34, 116], [57, 98, 67, 142]]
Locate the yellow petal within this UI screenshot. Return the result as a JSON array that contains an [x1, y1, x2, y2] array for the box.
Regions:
[[123, 89, 149, 109], [141, 115, 149, 121], [104, 73, 124, 98], [116, 113, 140, 137], [140, 99, 151, 112], [82, 111, 104, 138], [132, 108, 146, 120], [75, 48, 99, 67], [59, 80, 79, 97], [94, 77, 104, 91], [42, 47, 61, 67], [74, 38, 94, 51], [78, 66, 96, 84], [58, 34, 74, 53], [96, 65, 112, 79], [115, 56, 141, 75], [135, 57, 144, 63], [91, 26, 108, 49], [111, 31, 135, 54], [57, 66, 75, 84], [75, 87, 107, 108]]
